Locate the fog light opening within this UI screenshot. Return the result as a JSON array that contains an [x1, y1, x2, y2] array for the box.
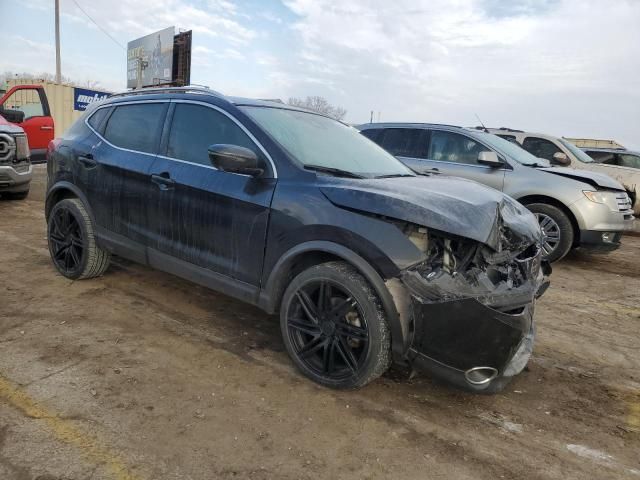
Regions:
[[601, 232, 614, 243], [464, 366, 498, 386]]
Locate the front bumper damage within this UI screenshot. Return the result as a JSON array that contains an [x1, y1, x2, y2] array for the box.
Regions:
[[395, 222, 550, 393]]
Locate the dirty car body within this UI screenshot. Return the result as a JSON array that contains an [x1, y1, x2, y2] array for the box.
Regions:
[[46, 87, 549, 392]]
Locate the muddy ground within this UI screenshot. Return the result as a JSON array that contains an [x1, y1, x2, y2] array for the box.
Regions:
[[1, 165, 639, 480]]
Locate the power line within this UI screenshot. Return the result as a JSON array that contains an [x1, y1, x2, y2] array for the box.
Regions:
[[70, 0, 126, 50]]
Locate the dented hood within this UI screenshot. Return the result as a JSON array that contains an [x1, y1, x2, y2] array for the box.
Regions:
[[320, 176, 541, 251], [540, 167, 624, 190]]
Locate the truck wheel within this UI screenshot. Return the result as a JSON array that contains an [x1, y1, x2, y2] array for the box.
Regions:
[[47, 198, 111, 280], [526, 203, 573, 262], [280, 261, 391, 389]]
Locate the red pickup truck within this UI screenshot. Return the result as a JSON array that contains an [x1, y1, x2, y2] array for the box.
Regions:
[[0, 84, 54, 162]]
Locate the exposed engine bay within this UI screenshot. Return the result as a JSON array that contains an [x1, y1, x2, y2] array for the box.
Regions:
[[402, 231, 549, 312]]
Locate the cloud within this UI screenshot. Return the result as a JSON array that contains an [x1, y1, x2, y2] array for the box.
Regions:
[[61, 0, 256, 45], [8, 0, 640, 148], [279, 0, 640, 148]]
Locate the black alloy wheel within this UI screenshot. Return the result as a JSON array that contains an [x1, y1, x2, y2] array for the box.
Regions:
[[47, 198, 111, 280], [287, 279, 369, 379], [49, 204, 85, 276], [280, 262, 391, 389]]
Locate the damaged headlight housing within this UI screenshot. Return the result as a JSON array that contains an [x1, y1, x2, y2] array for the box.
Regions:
[[403, 231, 544, 310], [402, 223, 429, 253]]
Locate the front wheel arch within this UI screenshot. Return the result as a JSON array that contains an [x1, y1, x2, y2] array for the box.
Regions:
[[516, 194, 580, 247], [260, 241, 408, 362]]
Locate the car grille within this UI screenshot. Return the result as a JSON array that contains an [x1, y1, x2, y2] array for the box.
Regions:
[[616, 192, 632, 212], [0, 133, 15, 162]]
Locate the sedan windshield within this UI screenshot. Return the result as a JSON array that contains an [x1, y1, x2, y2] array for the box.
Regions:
[[558, 138, 594, 163], [472, 131, 550, 166], [240, 106, 414, 178]]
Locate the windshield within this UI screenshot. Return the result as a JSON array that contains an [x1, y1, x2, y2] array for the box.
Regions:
[[471, 131, 550, 166], [240, 106, 414, 178], [558, 138, 594, 163]]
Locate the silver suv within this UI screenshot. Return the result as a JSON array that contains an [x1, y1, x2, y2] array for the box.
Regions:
[[0, 120, 31, 199], [486, 128, 640, 215], [358, 123, 634, 262]]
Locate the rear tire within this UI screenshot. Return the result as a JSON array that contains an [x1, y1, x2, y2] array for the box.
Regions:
[[280, 261, 391, 389], [525, 203, 573, 262], [47, 198, 111, 280]]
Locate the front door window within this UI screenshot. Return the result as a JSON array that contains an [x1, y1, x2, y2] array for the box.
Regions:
[[428, 131, 486, 165]]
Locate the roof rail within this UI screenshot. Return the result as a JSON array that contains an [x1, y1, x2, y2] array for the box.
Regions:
[[108, 86, 225, 99]]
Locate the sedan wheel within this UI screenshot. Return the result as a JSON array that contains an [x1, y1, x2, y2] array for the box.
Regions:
[[534, 212, 561, 257]]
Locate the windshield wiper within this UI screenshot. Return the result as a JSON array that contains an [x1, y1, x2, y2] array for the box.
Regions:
[[304, 164, 366, 179], [374, 173, 415, 179]]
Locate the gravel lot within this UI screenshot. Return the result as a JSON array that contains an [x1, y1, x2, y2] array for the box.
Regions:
[[1, 165, 639, 480]]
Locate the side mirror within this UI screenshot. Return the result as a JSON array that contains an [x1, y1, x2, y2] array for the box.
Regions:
[[0, 106, 25, 124], [552, 152, 571, 166], [208, 144, 264, 177], [477, 151, 503, 168]]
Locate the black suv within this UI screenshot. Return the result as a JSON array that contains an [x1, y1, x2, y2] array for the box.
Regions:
[[46, 87, 549, 392]]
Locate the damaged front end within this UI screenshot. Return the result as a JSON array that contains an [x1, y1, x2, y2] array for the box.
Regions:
[[396, 211, 551, 393]]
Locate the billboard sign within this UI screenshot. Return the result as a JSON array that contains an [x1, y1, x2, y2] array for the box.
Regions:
[[127, 27, 175, 88], [73, 87, 110, 111]]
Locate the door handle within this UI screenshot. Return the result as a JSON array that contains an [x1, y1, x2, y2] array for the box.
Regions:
[[40, 126, 54, 131], [151, 173, 175, 191], [425, 167, 440, 174], [78, 153, 97, 169]]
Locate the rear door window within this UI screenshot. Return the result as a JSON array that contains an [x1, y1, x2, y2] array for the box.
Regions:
[[521, 137, 562, 161], [379, 128, 429, 159], [166, 103, 261, 167], [103, 103, 166, 154], [87, 107, 111, 134], [427, 130, 486, 165]]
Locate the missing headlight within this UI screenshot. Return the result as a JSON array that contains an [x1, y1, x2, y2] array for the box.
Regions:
[[403, 232, 544, 310]]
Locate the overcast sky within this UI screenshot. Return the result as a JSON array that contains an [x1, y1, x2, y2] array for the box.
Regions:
[[2, 0, 639, 148]]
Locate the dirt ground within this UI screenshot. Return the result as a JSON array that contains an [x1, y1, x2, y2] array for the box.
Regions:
[[1, 165, 639, 480]]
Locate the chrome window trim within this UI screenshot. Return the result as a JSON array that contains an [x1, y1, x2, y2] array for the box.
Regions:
[[85, 99, 278, 178]]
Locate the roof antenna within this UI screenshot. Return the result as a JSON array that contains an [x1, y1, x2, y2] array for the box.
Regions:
[[475, 113, 489, 133]]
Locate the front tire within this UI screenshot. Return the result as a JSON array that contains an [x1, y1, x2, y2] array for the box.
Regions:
[[47, 198, 111, 280], [280, 261, 391, 389], [525, 203, 573, 262]]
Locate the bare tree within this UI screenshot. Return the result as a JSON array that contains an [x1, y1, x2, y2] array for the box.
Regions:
[[287, 96, 347, 121], [0, 71, 100, 89]]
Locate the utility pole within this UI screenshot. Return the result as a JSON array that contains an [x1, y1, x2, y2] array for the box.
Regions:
[[55, 0, 61, 83]]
